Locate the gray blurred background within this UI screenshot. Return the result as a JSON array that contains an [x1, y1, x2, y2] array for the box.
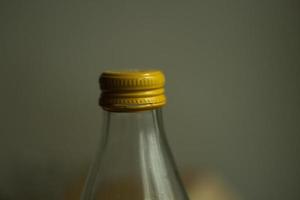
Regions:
[[0, 0, 299, 200]]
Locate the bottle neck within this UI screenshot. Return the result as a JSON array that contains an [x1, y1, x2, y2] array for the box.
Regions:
[[102, 109, 165, 144], [99, 108, 169, 182], [99, 108, 180, 199], [84, 108, 189, 200]]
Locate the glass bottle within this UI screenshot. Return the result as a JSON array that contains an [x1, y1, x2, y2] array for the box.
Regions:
[[81, 70, 189, 200]]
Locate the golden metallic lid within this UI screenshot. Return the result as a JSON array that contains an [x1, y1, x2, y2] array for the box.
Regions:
[[99, 70, 166, 112]]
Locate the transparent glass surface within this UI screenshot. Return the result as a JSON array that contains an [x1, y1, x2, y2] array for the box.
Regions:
[[81, 109, 189, 200]]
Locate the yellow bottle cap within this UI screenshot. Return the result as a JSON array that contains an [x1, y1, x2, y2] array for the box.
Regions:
[[99, 70, 166, 112]]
